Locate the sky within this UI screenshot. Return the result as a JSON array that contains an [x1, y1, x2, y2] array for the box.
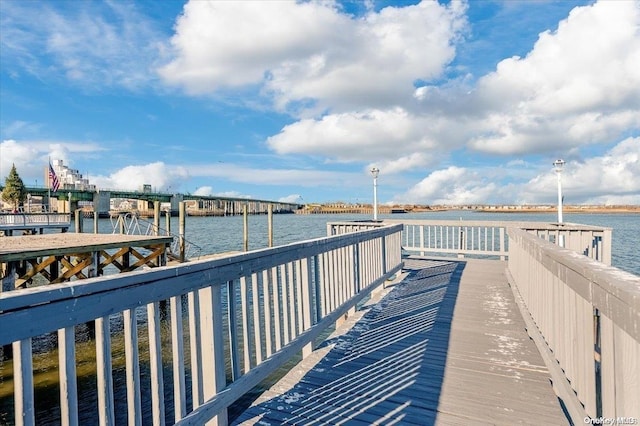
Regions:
[[0, 0, 639, 206]]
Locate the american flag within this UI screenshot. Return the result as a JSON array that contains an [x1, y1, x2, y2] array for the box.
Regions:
[[49, 163, 60, 192]]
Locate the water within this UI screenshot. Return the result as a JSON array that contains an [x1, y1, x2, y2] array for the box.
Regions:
[[88, 211, 638, 275], [1, 211, 638, 425]]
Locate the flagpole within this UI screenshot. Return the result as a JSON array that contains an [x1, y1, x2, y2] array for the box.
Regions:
[[48, 157, 51, 213]]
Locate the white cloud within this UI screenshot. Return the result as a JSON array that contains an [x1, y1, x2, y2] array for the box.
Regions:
[[266, 108, 451, 162], [263, 1, 639, 170], [522, 137, 640, 204], [0, 139, 107, 184], [160, 0, 467, 113], [187, 163, 361, 188], [395, 166, 500, 205], [0, 1, 163, 89], [369, 153, 434, 175], [91, 162, 189, 192], [466, 0, 640, 155], [193, 186, 213, 196], [397, 137, 640, 205], [0, 140, 38, 179], [214, 191, 251, 199], [278, 194, 303, 204]]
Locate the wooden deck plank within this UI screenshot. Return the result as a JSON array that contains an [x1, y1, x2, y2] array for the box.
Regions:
[[234, 257, 568, 425], [0, 233, 173, 261]]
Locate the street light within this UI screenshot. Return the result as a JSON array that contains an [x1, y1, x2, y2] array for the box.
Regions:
[[370, 167, 380, 221], [553, 159, 565, 223]]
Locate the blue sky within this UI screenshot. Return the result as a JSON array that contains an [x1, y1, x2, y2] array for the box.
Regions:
[[1, 0, 638, 205]]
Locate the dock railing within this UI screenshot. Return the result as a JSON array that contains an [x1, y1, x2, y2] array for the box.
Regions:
[[507, 226, 639, 422], [0, 224, 403, 425], [0, 212, 71, 233], [331, 219, 632, 423], [365, 219, 610, 262]]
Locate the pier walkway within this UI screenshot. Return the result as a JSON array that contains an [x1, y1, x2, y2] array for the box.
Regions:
[[2, 220, 637, 425], [235, 257, 567, 425]]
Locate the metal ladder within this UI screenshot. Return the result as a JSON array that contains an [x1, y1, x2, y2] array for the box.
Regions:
[[110, 213, 202, 261]]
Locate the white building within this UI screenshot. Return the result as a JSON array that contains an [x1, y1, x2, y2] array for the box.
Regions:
[[48, 159, 96, 191]]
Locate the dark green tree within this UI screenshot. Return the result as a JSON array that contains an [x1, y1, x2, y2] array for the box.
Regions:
[[2, 163, 26, 212]]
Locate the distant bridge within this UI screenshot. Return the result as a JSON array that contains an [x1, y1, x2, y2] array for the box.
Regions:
[[1, 186, 303, 215]]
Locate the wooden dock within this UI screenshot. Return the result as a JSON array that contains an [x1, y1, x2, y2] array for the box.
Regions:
[[234, 257, 568, 425], [0, 233, 173, 290]]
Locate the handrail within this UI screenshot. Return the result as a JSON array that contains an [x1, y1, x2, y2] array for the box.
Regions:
[[0, 212, 71, 229], [378, 219, 611, 262], [110, 213, 203, 260], [0, 224, 403, 425], [507, 227, 639, 422]]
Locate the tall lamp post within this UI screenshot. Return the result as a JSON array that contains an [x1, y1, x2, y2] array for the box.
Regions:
[[553, 159, 565, 223], [370, 167, 380, 221]]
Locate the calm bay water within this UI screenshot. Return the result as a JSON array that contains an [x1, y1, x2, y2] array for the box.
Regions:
[[95, 210, 639, 275]]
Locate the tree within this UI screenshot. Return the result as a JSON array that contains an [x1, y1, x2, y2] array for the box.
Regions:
[[2, 163, 26, 212]]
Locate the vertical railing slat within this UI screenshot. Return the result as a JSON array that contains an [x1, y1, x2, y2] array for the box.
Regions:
[[58, 326, 79, 426], [123, 309, 142, 426], [271, 267, 282, 352], [301, 257, 313, 358], [262, 270, 273, 358], [287, 262, 297, 340], [227, 280, 241, 380], [188, 291, 204, 409], [147, 302, 166, 426], [170, 295, 187, 422], [295, 260, 305, 337], [13, 338, 35, 426], [239, 276, 253, 372], [280, 264, 290, 345], [95, 317, 115, 426], [198, 285, 228, 426], [251, 273, 263, 365]]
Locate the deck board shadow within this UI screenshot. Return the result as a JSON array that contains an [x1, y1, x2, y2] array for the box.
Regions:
[[233, 257, 568, 425]]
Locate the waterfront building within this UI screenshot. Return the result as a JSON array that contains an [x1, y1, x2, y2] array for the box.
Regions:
[[46, 159, 96, 191]]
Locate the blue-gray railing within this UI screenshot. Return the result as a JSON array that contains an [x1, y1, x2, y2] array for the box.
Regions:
[[0, 224, 403, 425], [0, 213, 71, 232]]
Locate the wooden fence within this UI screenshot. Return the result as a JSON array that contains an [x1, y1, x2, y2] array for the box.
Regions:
[[0, 224, 403, 425], [507, 227, 639, 421]]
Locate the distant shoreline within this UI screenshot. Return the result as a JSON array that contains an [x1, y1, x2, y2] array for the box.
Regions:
[[298, 205, 640, 215], [474, 207, 640, 214]]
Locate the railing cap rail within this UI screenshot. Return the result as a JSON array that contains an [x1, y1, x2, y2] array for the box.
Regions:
[[386, 219, 610, 232], [509, 227, 640, 339]]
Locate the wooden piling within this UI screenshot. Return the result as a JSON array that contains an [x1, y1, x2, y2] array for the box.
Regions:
[[268, 204, 273, 248], [75, 210, 83, 233], [179, 202, 185, 263], [243, 205, 249, 252], [153, 201, 160, 236]]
